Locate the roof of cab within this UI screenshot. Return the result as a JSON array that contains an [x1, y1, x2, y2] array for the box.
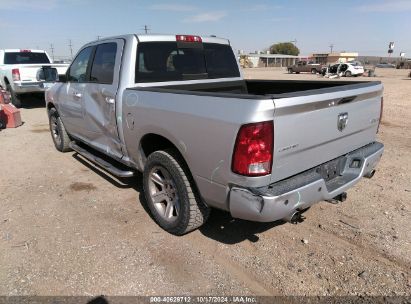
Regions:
[[2, 49, 47, 53], [85, 34, 230, 46]]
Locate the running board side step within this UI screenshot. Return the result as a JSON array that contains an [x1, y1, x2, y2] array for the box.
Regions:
[[69, 142, 134, 178]]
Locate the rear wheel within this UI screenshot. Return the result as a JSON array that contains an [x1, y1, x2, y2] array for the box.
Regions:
[[311, 68, 317, 74], [6, 85, 22, 108], [143, 149, 210, 235], [345, 71, 352, 77], [48, 107, 72, 152]]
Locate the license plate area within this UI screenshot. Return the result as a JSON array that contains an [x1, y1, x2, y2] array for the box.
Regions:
[[316, 157, 346, 182]]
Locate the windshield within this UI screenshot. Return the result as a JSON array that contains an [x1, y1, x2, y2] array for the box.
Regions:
[[4, 52, 50, 64], [135, 42, 240, 83]]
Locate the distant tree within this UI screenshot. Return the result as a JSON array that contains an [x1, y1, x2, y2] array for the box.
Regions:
[[269, 42, 300, 56]]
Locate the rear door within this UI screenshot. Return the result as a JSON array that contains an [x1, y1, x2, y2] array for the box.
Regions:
[[82, 40, 124, 159]]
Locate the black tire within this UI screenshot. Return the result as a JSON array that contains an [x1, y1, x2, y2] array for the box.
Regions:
[[6, 85, 22, 108], [288, 68, 293, 74], [345, 71, 352, 77], [48, 107, 72, 152], [311, 68, 317, 74], [143, 149, 210, 235]]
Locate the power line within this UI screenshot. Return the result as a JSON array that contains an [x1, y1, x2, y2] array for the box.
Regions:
[[141, 25, 150, 34]]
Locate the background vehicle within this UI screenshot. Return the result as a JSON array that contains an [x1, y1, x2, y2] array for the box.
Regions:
[[45, 34, 384, 235], [322, 62, 365, 77], [376, 63, 396, 68], [287, 61, 322, 74], [0, 49, 68, 107]]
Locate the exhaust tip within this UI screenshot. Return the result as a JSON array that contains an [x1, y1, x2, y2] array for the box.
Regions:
[[284, 211, 305, 224], [364, 170, 376, 179], [326, 192, 347, 204]]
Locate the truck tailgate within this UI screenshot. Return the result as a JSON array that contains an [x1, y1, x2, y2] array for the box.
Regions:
[[15, 64, 68, 82], [271, 83, 383, 183]]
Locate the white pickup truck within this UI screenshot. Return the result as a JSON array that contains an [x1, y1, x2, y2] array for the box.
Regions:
[[0, 49, 68, 107]]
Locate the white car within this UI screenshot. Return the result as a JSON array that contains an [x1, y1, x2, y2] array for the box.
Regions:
[[0, 49, 69, 107], [322, 61, 364, 77], [329, 61, 364, 77]]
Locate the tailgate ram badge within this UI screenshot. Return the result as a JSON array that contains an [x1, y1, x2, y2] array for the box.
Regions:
[[337, 112, 348, 131]]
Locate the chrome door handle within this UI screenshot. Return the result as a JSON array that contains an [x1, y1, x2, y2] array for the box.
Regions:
[[105, 96, 115, 104], [73, 92, 82, 98]]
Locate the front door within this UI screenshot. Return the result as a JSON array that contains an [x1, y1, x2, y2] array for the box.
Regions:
[[58, 46, 94, 137], [82, 40, 124, 159]]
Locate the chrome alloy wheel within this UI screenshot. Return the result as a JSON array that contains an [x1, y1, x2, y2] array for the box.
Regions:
[[50, 115, 61, 146], [148, 166, 180, 222]]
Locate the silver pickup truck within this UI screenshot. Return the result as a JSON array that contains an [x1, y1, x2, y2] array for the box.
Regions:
[[45, 34, 384, 235]]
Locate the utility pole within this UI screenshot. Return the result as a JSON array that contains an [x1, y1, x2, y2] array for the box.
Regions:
[[50, 44, 55, 62], [68, 39, 73, 60], [97, 35, 101, 41], [142, 25, 150, 34], [329, 44, 334, 53]]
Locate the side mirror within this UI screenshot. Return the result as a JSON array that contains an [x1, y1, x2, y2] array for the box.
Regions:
[[36, 67, 59, 82]]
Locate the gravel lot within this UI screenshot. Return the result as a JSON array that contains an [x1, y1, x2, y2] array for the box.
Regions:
[[0, 68, 410, 296]]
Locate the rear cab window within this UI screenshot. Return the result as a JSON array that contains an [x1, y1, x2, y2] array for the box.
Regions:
[[4, 52, 50, 64], [90, 43, 117, 84], [135, 42, 240, 83]]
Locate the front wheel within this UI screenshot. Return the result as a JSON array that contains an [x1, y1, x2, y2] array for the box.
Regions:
[[288, 68, 293, 74], [48, 107, 72, 152], [143, 149, 210, 235], [6, 85, 22, 108]]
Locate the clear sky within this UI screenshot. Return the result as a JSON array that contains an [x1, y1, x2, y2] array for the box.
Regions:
[[1, 0, 410, 59]]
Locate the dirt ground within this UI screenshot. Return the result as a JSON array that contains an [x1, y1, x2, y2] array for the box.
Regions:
[[0, 68, 410, 297]]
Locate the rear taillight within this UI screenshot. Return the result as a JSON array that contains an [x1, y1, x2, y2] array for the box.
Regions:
[[377, 97, 383, 133], [12, 69, 20, 81], [232, 121, 274, 176], [176, 35, 202, 43]]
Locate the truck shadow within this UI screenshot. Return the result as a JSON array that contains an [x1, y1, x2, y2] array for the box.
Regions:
[[72, 153, 285, 244], [72, 153, 154, 218], [199, 210, 285, 244], [72, 154, 142, 191], [18, 93, 46, 109]]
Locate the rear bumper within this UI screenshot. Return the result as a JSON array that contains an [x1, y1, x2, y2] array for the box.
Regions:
[[229, 142, 384, 222], [13, 82, 46, 94]]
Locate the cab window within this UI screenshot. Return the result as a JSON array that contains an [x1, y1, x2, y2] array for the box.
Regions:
[[90, 43, 117, 84]]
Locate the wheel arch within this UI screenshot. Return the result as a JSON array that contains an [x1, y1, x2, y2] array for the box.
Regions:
[[138, 132, 204, 202], [47, 102, 56, 111], [139, 133, 189, 169], [2, 77, 10, 89]]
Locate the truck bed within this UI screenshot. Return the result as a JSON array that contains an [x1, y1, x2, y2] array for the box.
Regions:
[[135, 79, 380, 99], [128, 79, 382, 184]]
